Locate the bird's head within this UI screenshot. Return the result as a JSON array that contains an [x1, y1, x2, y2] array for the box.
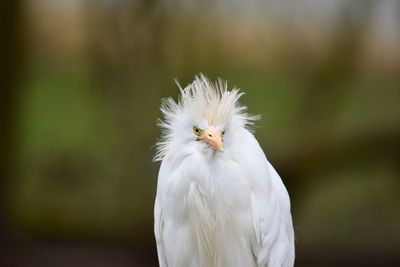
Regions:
[[154, 74, 259, 161]]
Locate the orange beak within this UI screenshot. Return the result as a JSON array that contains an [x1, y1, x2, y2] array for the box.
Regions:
[[200, 127, 224, 152]]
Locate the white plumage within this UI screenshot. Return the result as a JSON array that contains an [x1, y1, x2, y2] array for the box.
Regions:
[[154, 74, 295, 267]]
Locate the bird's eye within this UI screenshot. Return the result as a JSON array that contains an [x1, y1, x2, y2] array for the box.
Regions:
[[193, 127, 202, 136], [222, 130, 225, 136]]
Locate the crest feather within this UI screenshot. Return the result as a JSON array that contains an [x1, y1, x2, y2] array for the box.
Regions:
[[154, 74, 260, 161]]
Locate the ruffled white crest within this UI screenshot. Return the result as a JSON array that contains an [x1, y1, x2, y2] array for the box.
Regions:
[[154, 74, 260, 162]]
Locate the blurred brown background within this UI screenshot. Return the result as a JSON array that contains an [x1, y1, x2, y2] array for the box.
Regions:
[[1, 0, 400, 266]]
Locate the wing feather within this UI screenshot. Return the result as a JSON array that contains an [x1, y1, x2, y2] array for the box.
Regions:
[[154, 196, 168, 267], [239, 130, 294, 267], [251, 161, 295, 267]]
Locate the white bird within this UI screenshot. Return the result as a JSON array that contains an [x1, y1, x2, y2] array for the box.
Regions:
[[154, 74, 295, 267]]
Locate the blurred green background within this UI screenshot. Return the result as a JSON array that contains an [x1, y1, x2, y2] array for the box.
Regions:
[[1, 0, 400, 266]]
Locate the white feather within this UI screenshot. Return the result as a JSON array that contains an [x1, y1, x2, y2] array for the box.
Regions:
[[154, 74, 259, 162], [154, 75, 294, 267]]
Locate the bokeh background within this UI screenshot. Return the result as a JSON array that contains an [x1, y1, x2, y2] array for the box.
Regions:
[[1, 0, 400, 266]]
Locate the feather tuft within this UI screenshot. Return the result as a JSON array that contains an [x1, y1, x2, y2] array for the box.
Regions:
[[154, 74, 259, 161]]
